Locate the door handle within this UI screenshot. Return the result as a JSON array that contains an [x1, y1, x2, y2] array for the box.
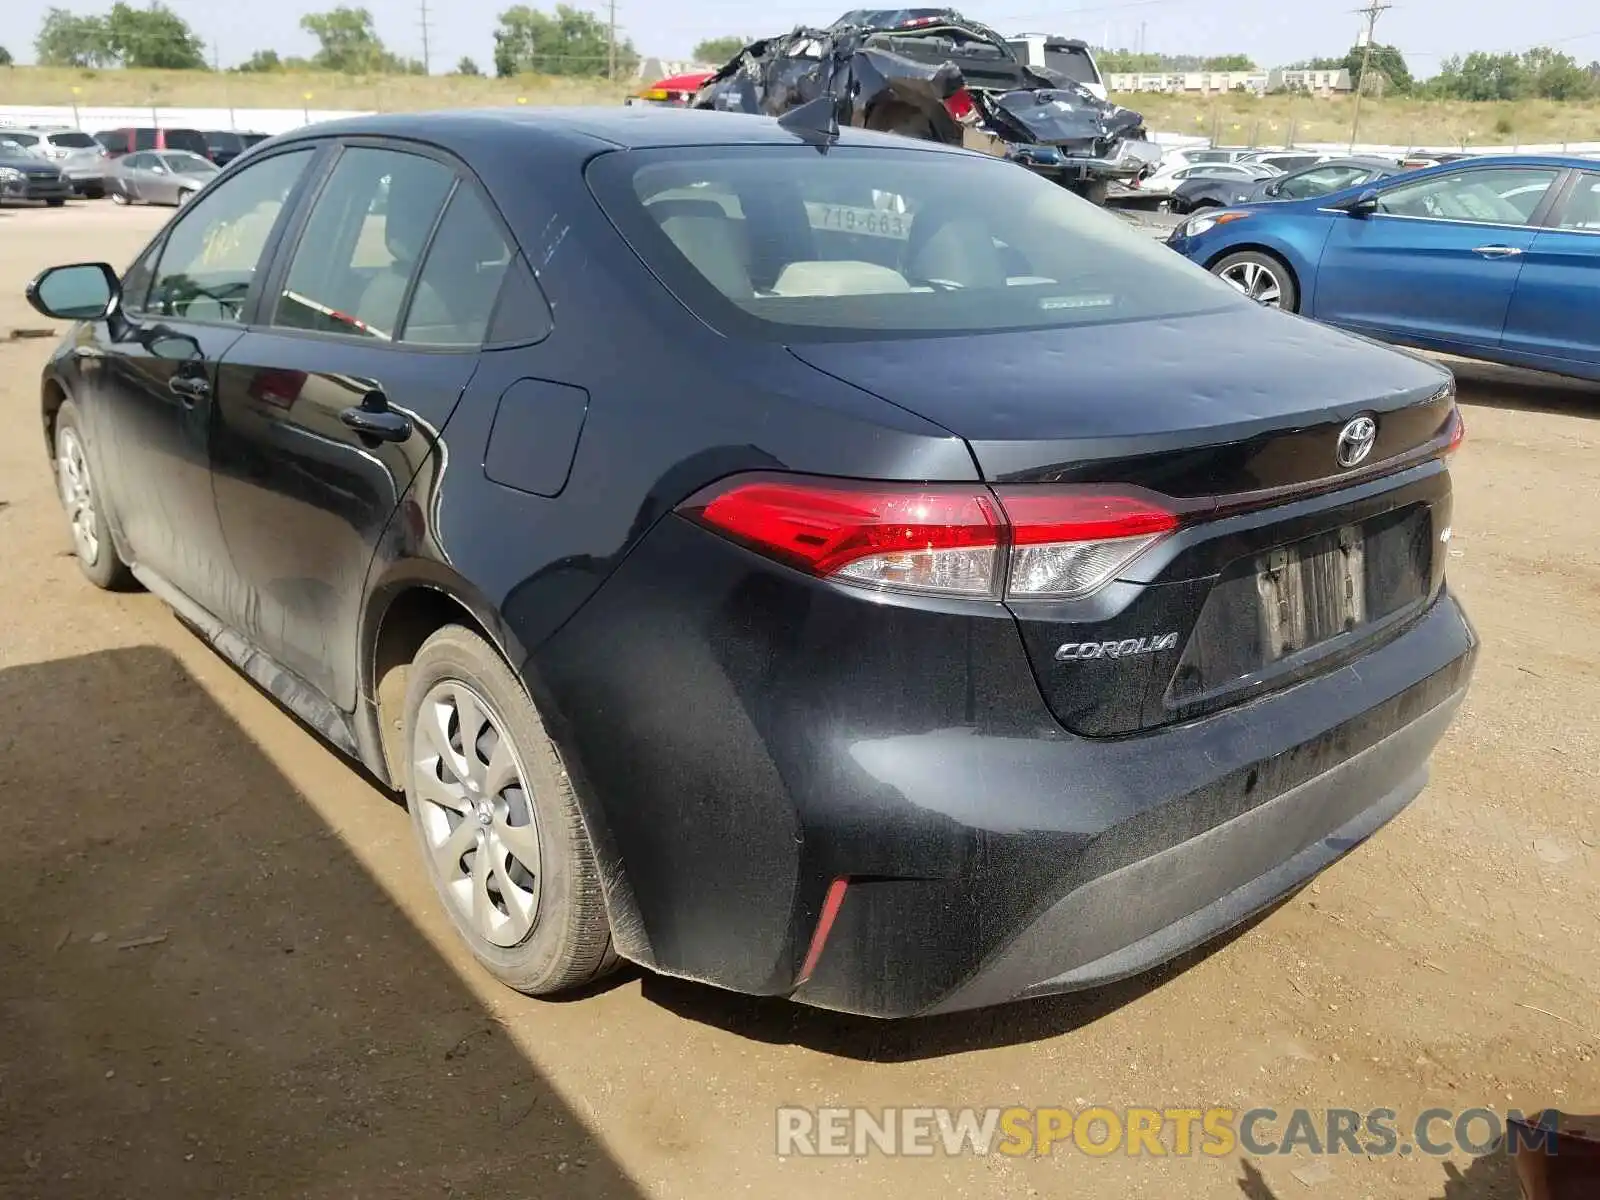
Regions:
[[339, 395, 412, 442], [169, 373, 210, 402], [1472, 245, 1524, 258]]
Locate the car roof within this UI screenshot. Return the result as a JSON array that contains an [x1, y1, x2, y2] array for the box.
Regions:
[[270, 106, 978, 160]]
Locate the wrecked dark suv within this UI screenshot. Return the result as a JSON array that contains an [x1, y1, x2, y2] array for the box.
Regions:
[[694, 7, 1160, 202]]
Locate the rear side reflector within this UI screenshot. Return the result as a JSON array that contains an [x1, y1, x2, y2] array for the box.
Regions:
[[1442, 405, 1465, 455], [678, 474, 1180, 600], [798, 877, 850, 983]]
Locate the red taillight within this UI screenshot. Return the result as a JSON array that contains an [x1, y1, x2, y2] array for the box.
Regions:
[[1442, 406, 1465, 456], [686, 479, 1004, 596], [997, 488, 1180, 598], [679, 475, 1180, 600], [943, 87, 975, 121]]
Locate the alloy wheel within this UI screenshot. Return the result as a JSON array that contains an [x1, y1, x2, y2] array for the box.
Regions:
[[57, 427, 100, 566], [1219, 260, 1284, 307], [411, 681, 542, 948]]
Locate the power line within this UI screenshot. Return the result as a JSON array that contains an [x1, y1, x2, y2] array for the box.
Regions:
[[1348, 0, 1391, 150]]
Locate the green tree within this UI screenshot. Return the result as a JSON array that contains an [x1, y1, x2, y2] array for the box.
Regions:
[[1522, 46, 1595, 100], [692, 35, 747, 65], [493, 4, 637, 77], [300, 6, 416, 73], [1427, 51, 1528, 101], [236, 48, 284, 72], [105, 1, 207, 69], [0, 45, 12, 66], [1343, 42, 1413, 95], [35, 8, 114, 68], [1203, 53, 1256, 71], [456, 55, 482, 75]]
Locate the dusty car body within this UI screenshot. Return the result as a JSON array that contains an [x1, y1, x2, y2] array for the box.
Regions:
[[692, 8, 1160, 201]]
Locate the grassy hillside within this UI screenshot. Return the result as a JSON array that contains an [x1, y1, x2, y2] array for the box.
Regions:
[[0, 65, 631, 112], [1121, 91, 1600, 149], [3, 66, 1599, 148]]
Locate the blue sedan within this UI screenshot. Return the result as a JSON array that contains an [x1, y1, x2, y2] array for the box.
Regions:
[[1165, 155, 1600, 381]]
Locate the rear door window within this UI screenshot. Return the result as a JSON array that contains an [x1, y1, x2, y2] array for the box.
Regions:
[[97, 130, 130, 154], [272, 145, 455, 341], [588, 145, 1241, 342], [401, 185, 516, 346], [47, 132, 98, 149]]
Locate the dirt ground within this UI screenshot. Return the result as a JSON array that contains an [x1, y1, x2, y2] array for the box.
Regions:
[[0, 201, 1596, 1200]]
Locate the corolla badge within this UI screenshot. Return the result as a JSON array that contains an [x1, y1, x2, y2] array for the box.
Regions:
[[1336, 415, 1378, 468], [1056, 633, 1179, 662]]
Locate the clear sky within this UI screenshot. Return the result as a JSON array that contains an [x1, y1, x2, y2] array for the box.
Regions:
[[7, 0, 1599, 76]]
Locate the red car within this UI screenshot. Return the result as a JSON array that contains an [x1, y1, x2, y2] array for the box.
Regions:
[[626, 71, 713, 107]]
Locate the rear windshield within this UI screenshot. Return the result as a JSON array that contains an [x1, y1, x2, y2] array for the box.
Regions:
[[205, 131, 244, 152], [3, 131, 40, 146], [47, 131, 97, 148], [587, 145, 1240, 343], [161, 151, 217, 173], [163, 128, 209, 155], [1044, 45, 1099, 84]]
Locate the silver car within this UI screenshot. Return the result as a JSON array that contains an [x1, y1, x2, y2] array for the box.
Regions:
[[0, 127, 110, 198], [109, 150, 219, 207]]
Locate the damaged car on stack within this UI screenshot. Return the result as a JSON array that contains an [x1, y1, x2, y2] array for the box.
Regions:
[[690, 8, 1161, 204]]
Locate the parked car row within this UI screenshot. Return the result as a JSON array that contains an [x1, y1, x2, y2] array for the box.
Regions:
[[0, 125, 270, 207], [1165, 154, 1600, 382]]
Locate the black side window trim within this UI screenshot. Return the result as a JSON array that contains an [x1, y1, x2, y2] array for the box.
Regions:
[[122, 144, 329, 329]]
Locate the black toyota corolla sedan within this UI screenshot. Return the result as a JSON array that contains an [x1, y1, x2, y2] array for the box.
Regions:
[[26, 106, 1476, 1018]]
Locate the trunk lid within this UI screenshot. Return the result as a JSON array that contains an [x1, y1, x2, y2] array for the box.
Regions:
[[787, 305, 1452, 487], [790, 306, 1458, 737]]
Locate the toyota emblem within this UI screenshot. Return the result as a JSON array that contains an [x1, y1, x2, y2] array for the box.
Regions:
[[1336, 416, 1377, 469]]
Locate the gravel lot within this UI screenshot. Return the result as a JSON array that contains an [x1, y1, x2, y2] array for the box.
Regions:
[[1, 202, 1596, 1200]]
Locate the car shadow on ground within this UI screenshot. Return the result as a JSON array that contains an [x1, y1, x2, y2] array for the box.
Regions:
[[1236, 1141, 1528, 1199], [1446, 357, 1600, 417], [640, 904, 1283, 1062], [0, 645, 644, 1199]]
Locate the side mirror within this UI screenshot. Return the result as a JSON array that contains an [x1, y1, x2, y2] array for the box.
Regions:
[[150, 164, 166, 174], [1345, 189, 1381, 217], [26, 262, 121, 322]]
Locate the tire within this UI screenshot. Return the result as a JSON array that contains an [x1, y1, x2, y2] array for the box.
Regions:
[[1079, 179, 1111, 207], [176, 189, 194, 207], [1211, 250, 1300, 313], [46, 198, 67, 207], [86, 186, 105, 200], [52, 400, 135, 591], [111, 189, 129, 206], [402, 625, 616, 995]]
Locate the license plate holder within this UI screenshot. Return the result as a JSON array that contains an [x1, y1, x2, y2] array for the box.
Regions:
[[1255, 523, 1367, 660]]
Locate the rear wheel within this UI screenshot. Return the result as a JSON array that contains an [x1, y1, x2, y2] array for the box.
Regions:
[[46, 198, 67, 207], [1211, 250, 1299, 313], [53, 400, 134, 591], [110, 189, 130, 206], [176, 188, 194, 206], [403, 625, 617, 996]]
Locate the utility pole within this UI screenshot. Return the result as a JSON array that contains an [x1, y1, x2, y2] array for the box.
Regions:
[[1348, 0, 1391, 151], [606, 0, 617, 80], [419, 0, 432, 74]]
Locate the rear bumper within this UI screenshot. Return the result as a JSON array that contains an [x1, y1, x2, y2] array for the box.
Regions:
[[533, 514, 1478, 1018], [0, 178, 71, 201], [925, 676, 1462, 1013]]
